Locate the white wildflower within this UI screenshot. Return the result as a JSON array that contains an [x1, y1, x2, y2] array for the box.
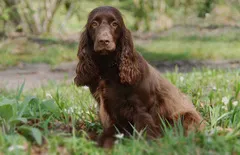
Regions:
[[64, 107, 74, 114], [212, 86, 217, 91], [83, 86, 89, 90], [222, 97, 229, 105], [8, 145, 25, 152], [180, 76, 184, 82], [232, 101, 238, 107], [46, 92, 52, 99], [115, 133, 124, 139], [222, 106, 228, 111]]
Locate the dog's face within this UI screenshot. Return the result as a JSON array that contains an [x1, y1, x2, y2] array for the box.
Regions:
[[87, 7, 123, 55]]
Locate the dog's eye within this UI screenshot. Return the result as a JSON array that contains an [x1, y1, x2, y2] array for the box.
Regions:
[[111, 21, 118, 28], [91, 21, 98, 28]]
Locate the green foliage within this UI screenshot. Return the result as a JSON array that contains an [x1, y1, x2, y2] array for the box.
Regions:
[[119, 0, 155, 31], [18, 126, 42, 145], [1, 0, 240, 34], [0, 83, 65, 145], [198, 0, 215, 18], [0, 8, 10, 21]]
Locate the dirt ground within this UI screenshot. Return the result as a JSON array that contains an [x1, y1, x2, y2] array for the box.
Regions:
[[0, 62, 76, 91], [0, 60, 239, 91]]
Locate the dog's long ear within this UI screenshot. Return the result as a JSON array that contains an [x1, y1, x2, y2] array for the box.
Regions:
[[118, 28, 141, 85], [74, 30, 99, 86]]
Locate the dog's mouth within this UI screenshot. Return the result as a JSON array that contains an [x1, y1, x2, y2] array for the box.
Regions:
[[99, 51, 109, 55], [99, 50, 113, 55], [94, 42, 116, 55], [95, 48, 115, 55]]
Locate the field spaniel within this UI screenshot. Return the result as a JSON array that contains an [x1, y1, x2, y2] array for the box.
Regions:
[[74, 6, 204, 148]]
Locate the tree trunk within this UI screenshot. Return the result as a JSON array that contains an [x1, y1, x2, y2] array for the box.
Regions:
[[43, 0, 63, 33]]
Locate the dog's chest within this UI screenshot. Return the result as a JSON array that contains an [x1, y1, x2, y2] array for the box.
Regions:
[[96, 79, 134, 124]]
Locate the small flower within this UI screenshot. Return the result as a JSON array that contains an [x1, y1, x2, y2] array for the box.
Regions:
[[68, 107, 74, 114], [115, 133, 124, 139], [179, 76, 184, 82], [83, 86, 89, 90], [222, 106, 228, 111], [212, 86, 217, 91], [8, 145, 25, 151], [232, 101, 238, 107], [64, 107, 74, 114], [222, 97, 229, 105], [46, 93, 52, 99]]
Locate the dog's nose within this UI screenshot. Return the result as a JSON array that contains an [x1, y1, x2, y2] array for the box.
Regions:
[[99, 39, 110, 45]]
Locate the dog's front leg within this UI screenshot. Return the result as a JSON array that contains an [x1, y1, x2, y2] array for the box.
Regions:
[[133, 111, 160, 139], [97, 126, 116, 148], [97, 89, 116, 148]]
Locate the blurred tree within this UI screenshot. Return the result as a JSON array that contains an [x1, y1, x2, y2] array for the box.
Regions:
[[18, 0, 63, 34], [60, 0, 83, 31], [0, 0, 239, 34], [0, 0, 64, 34], [2, 0, 21, 26], [120, 0, 156, 31], [198, 0, 215, 18]]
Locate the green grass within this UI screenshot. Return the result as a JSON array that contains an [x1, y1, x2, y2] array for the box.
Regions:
[[136, 29, 240, 61], [1, 28, 240, 68], [0, 69, 239, 154], [137, 40, 240, 61], [0, 38, 78, 68]]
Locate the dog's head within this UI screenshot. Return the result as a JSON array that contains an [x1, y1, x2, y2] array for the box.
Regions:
[[85, 6, 125, 55]]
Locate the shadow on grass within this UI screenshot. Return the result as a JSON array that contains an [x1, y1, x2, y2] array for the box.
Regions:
[[156, 35, 240, 42], [136, 46, 190, 61], [28, 37, 78, 49]]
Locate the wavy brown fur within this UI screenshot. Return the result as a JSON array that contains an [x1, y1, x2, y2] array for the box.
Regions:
[[74, 6, 204, 148]]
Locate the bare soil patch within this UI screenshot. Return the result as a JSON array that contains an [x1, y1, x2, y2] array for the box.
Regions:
[[0, 62, 76, 90]]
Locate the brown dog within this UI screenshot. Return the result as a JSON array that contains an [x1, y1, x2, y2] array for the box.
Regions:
[[74, 6, 204, 148]]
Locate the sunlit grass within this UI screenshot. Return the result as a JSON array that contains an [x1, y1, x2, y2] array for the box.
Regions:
[[137, 38, 240, 61], [0, 38, 78, 67], [0, 69, 239, 154]]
